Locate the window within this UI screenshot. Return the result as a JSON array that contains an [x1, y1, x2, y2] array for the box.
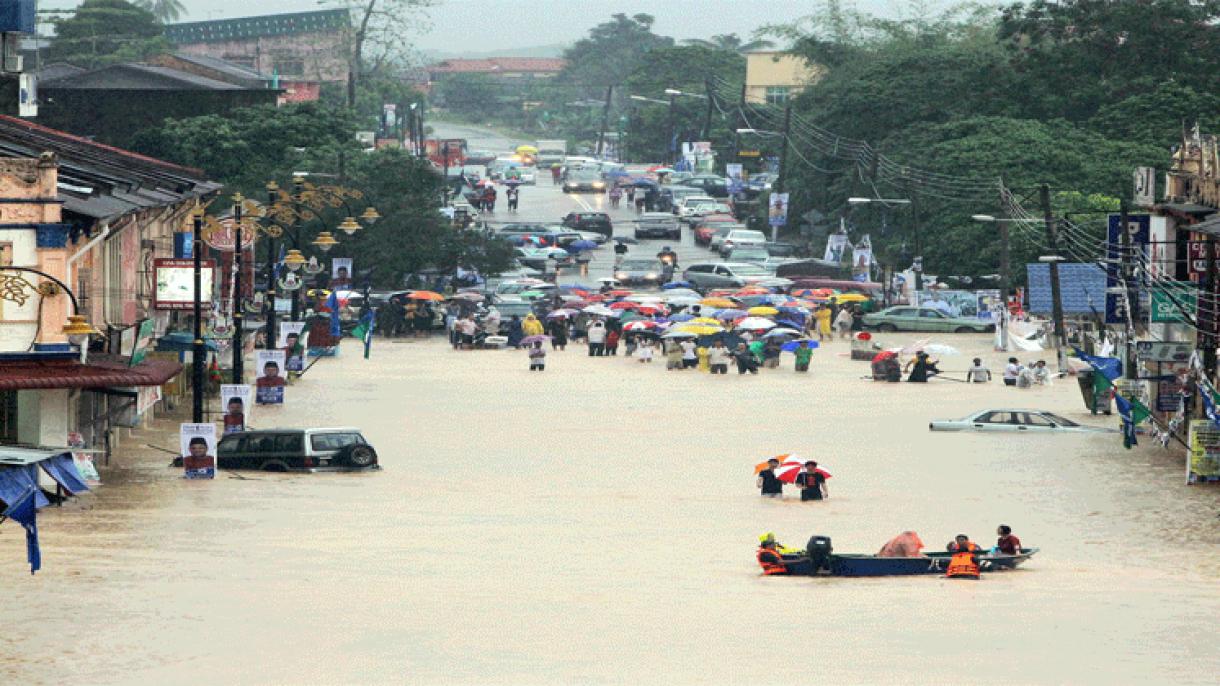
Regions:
[[714, 266, 730, 275], [920, 309, 946, 318], [1023, 413, 1054, 427], [688, 265, 711, 273], [218, 435, 241, 453], [275, 433, 303, 453], [765, 87, 790, 105], [274, 58, 305, 77], [248, 435, 275, 453], [1044, 413, 1078, 427], [889, 308, 916, 317]]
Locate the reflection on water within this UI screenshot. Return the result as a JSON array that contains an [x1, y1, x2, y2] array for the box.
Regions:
[[3, 334, 1218, 684]]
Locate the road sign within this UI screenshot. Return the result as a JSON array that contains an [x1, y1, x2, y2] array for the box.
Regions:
[[1149, 284, 1197, 323]]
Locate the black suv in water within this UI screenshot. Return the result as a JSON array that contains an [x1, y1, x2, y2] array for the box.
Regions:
[[561, 211, 613, 237], [216, 428, 379, 472]]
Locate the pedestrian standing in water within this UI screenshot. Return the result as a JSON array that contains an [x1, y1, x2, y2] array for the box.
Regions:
[[547, 315, 569, 351], [636, 338, 654, 363], [966, 357, 992, 383], [527, 341, 546, 371], [793, 342, 813, 372], [680, 338, 698, 369], [795, 461, 828, 501], [666, 340, 683, 370], [587, 320, 607, 356], [605, 327, 620, 356], [834, 306, 854, 339], [757, 458, 783, 498]]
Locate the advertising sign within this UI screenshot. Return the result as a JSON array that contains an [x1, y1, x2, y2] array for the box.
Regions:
[[1149, 284, 1197, 323], [767, 192, 789, 227], [331, 258, 353, 290], [851, 235, 874, 281], [220, 384, 252, 434], [1187, 421, 1220, 484], [824, 229, 849, 263], [726, 164, 744, 194], [277, 321, 306, 372], [1104, 214, 1149, 324], [180, 422, 216, 480], [202, 216, 257, 252], [255, 350, 286, 404], [154, 258, 215, 311], [1134, 341, 1193, 363]]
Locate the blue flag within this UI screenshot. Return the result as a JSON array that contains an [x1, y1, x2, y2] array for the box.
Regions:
[[1200, 378, 1220, 428], [361, 309, 375, 360], [1074, 349, 1122, 383], [325, 291, 341, 337], [3, 486, 41, 574]]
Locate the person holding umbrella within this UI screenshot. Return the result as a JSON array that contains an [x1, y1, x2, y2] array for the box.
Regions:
[[795, 461, 829, 501], [527, 340, 546, 371]]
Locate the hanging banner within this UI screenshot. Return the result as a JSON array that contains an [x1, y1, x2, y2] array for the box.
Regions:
[[331, 258, 353, 290], [726, 164, 744, 194], [851, 235, 874, 281], [1187, 420, 1220, 484], [1104, 214, 1149, 324], [219, 384, 252, 434], [824, 226, 849, 263], [277, 321, 306, 372], [768, 192, 789, 227], [255, 350, 286, 405], [124, 319, 155, 366], [180, 423, 216, 480]]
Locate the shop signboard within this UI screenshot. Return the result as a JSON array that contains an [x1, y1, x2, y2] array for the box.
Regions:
[[1105, 214, 1149, 324], [1187, 421, 1220, 484], [154, 258, 215, 311], [1149, 284, 1196, 323]]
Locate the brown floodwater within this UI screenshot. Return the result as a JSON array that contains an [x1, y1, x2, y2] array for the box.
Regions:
[[3, 333, 1218, 685]]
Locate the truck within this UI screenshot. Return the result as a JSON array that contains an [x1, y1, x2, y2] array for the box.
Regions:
[[535, 139, 566, 167], [424, 138, 467, 170]]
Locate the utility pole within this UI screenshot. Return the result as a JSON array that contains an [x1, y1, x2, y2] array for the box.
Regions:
[[232, 196, 244, 383], [772, 104, 792, 243], [596, 85, 613, 158], [1120, 198, 1136, 379], [1039, 184, 1068, 370], [263, 182, 279, 350], [1202, 237, 1218, 392], [730, 83, 746, 162], [191, 209, 205, 424], [911, 193, 923, 292], [701, 79, 714, 140], [666, 91, 677, 166]]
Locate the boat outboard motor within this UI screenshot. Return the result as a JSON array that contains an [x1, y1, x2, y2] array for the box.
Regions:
[[806, 535, 833, 573]]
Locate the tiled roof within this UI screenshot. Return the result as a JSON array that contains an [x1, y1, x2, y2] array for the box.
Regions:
[[165, 9, 349, 44], [429, 58, 566, 74], [0, 356, 182, 391], [40, 63, 250, 91], [1025, 263, 1108, 315], [167, 52, 271, 82]]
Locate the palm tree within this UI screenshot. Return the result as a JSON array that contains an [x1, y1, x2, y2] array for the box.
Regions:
[[134, 0, 186, 24], [682, 33, 775, 53]]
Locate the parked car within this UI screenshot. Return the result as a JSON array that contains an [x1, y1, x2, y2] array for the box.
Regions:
[[693, 215, 740, 245], [216, 428, 379, 472], [561, 211, 613, 236], [862, 306, 994, 333], [709, 224, 748, 252], [929, 409, 1115, 433], [493, 281, 558, 299], [683, 262, 774, 289], [664, 186, 706, 213], [766, 242, 800, 257], [614, 258, 665, 286], [679, 175, 730, 197], [634, 212, 682, 240], [675, 194, 716, 218], [576, 230, 609, 245], [723, 246, 770, 264], [719, 229, 768, 256], [563, 170, 606, 193], [680, 200, 732, 222]]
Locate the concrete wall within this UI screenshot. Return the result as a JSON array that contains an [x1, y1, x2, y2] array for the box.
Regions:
[[174, 31, 350, 85], [744, 52, 821, 104], [0, 155, 67, 350], [17, 388, 69, 447]]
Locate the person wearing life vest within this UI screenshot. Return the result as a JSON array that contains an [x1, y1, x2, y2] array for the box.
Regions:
[[945, 534, 981, 579], [756, 533, 790, 575]]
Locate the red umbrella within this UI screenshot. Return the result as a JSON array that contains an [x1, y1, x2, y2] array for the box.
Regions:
[[775, 460, 832, 484], [623, 320, 658, 331], [607, 289, 634, 298], [609, 301, 640, 310], [636, 304, 666, 315], [872, 350, 896, 363]]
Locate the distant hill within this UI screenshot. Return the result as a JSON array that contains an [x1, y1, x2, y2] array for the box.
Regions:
[[423, 44, 568, 60]]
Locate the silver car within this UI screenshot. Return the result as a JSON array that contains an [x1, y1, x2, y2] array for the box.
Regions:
[[682, 262, 774, 289], [929, 409, 1115, 433], [614, 258, 665, 286]]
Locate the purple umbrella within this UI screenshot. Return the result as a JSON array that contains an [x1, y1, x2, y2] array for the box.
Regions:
[[713, 308, 748, 320], [521, 335, 551, 346], [546, 309, 578, 319]]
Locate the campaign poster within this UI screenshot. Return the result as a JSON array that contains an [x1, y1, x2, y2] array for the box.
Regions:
[[1187, 421, 1220, 484], [824, 230, 849, 263], [277, 321, 306, 372], [220, 384, 252, 435], [180, 422, 216, 480], [768, 192, 789, 227], [851, 235, 874, 281], [331, 258, 353, 290], [726, 163, 744, 194], [255, 350, 287, 405]]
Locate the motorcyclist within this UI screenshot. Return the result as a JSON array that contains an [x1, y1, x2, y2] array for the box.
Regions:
[[657, 246, 678, 283]]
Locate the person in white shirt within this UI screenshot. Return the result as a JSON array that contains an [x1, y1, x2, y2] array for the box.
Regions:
[[635, 340, 654, 363], [1032, 359, 1052, 385], [587, 320, 607, 356], [834, 307, 854, 339], [680, 339, 698, 369], [707, 341, 730, 374], [966, 357, 992, 383], [1002, 357, 1021, 387]]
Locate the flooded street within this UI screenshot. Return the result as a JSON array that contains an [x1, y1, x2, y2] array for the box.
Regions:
[[3, 332, 1219, 684]]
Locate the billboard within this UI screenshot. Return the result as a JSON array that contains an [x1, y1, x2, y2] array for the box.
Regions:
[[154, 258, 215, 311], [1104, 214, 1149, 324]]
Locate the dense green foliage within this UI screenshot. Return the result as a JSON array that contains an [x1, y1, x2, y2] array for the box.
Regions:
[[45, 0, 170, 70]]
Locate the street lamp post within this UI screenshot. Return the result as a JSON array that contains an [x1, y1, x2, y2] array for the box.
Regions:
[[848, 197, 915, 288], [191, 207, 206, 423], [231, 195, 245, 382]]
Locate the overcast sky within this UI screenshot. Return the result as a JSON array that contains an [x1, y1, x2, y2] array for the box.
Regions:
[[42, 1, 981, 52]]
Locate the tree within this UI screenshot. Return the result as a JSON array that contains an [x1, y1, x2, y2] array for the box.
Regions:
[[558, 13, 674, 96], [133, 0, 184, 23], [682, 33, 774, 53], [431, 73, 506, 122], [45, 0, 170, 70], [323, 0, 436, 107]]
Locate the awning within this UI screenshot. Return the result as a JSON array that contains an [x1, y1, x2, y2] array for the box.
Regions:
[[155, 331, 220, 352], [41, 454, 89, 495], [0, 356, 182, 391], [0, 464, 51, 508]]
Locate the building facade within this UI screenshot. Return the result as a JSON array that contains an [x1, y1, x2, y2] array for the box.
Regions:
[[744, 51, 821, 105]]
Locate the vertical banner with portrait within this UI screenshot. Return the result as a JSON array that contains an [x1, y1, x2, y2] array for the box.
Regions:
[[768, 192, 789, 227], [824, 226, 849, 263], [220, 384, 252, 434], [277, 321, 306, 372], [180, 423, 216, 479], [725, 163, 744, 194], [851, 235, 874, 282], [331, 258, 353, 290], [255, 349, 287, 405]]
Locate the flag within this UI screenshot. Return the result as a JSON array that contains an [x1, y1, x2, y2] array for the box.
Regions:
[[350, 308, 376, 359], [1200, 378, 1220, 428], [3, 486, 41, 574], [1115, 394, 1151, 449], [1074, 349, 1122, 383], [325, 291, 341, 337]]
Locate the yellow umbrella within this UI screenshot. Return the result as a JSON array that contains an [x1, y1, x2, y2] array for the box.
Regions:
[[700, 297, 736, 308], [747, 306, 779, 316], [674, 324, 723, 335], [516, 145, 539, 154], [690, 317, 723, 326], [831, 293, 869, 303]]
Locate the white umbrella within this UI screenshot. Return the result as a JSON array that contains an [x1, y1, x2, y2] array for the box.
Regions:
[[666, 296, 702, 307], [899, 339, 931, 354], [583, 305, 617, 316], [922, 343, 960, 356], [662, 289, 702, 300], [661, 330, 699, 339], [762, 328, 803, 338], [735, 317, 777, 330]]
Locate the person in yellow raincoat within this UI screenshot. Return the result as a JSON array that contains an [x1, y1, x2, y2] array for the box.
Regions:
[[696, 345, 710, 372], [522, 314, 545, 337], [814, 305, 832, 342]]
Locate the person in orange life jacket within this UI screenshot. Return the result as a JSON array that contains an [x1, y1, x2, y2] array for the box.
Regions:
[[945, 534, 981, 579], [756, 533, 790, 575]]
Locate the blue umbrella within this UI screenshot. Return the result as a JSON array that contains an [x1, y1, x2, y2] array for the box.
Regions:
[[781, 339, 820, 352], [763, 328, 803, 339], [662, 280, 693, 289], [633, 178, 659, 188], [568, 240, 599, 252], [669, 312, 695, 322]]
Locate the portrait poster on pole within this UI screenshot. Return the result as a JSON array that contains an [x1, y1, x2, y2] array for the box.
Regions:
[[277, 321, 306, 372], [331, 258, 353, 290], [255, 350, 286, 405], [180, 423, 216, 479], [220, 384, 252, 434]]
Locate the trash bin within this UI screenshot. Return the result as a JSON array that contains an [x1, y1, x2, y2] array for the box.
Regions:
[[1076, 369, 1112, 415]]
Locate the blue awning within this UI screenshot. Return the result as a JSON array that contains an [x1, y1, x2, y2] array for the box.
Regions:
[[155, 332, 220, 352], [41, 454, 89, 495], [0, 465, 50, 509]]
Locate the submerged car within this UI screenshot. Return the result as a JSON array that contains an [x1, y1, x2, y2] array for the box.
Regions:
[[862, 306, 994, 333], [929, 410, 1115, 433], [217, 428, 379, 472]]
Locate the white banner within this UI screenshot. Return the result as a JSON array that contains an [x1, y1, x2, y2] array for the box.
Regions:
[[220, 384, 252, 435]]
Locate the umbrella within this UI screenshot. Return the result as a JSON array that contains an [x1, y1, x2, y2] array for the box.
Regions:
[[899, 339, 931, 354], [612, 236, 639, 244], [830, 293, 869, 303], [409, 290, 445, 301], [700, 297, 737, 308], [781, 339, 821, 352], [520, 334, 551, 346], [689, 317, 723, 326], [663, 288, 701, 298], [872, 350, 897, 363], [763, 328, 804, 339], [662, 281, 694, 290], [735, 287, 772, 296], [623, 320, 659, 331], [546, 309, 579, 319], [666, 296, 702, 307], [583, 304, 617, 316], [662, 330, 699, 339], [668, 312, 695, 322], [735, 317, 777, 330], [698, 331, 744, 349], [618, 310, 643, 323], [568, 240, 599, 252], [746, 306, 779, 316], [636, 304, 666, 316], [713, 308, 748, 320], [607, 289, 634, 298], [632, 178, 659, 188], [609, 301, 640, 310], [922, 343, 960, 356], [674, 324, 723, 335], [775, 461, 832, 484], [516, 145, 539, 154]]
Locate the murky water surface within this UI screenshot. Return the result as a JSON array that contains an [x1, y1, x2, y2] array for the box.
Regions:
[[3, 333, 1218, 684]]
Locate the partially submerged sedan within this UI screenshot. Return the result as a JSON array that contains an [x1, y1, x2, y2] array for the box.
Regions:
[[929, 410, 1115, 433]]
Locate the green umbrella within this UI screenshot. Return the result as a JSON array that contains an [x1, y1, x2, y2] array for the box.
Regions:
[[520, 290, 546, 299]]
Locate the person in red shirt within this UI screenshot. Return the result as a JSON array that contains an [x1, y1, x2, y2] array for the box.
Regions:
[[996, 525, 1022, 555]]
